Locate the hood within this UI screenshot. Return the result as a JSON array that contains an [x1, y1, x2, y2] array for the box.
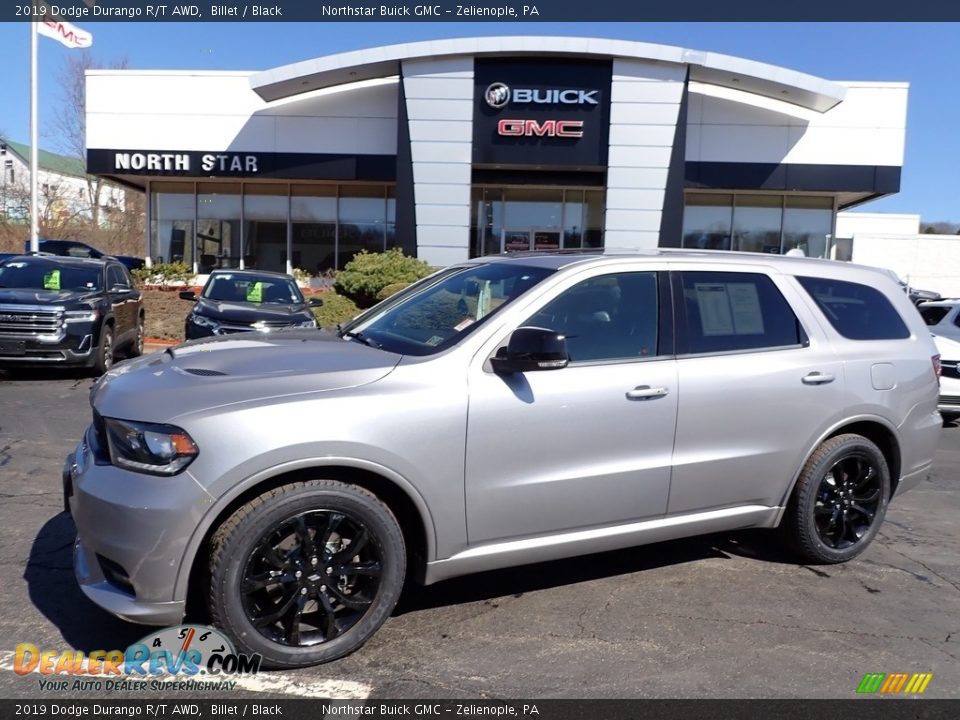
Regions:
[[92, 330, 401, 423], [194, 297, 311, 323], [0, 288, 99, 306]]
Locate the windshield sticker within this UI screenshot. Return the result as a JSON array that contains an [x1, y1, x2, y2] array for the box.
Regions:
[[43, 269, 61, 291], [425, 335, 444, 346], [246, 282, 263, 303], [454, 318, 475, 332]]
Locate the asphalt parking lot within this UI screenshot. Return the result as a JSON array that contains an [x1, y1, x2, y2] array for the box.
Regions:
[[0, 365, 958, 700]]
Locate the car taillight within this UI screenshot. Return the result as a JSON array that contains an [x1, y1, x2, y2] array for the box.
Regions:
[[933, 354, 941, 385]]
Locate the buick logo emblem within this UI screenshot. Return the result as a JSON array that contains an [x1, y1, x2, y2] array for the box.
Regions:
[[484, 82, 510, 109]]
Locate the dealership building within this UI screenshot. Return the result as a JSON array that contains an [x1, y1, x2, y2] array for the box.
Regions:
[[84, 36, 908, 274]]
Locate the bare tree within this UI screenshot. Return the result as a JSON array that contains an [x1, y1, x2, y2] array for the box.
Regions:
[[50, 50, 128, 230]]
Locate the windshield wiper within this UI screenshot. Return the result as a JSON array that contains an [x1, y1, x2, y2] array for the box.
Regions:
[[341, 329, 381, 349]]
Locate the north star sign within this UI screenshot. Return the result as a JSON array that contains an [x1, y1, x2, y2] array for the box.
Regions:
[[113, 152, 259, 173]]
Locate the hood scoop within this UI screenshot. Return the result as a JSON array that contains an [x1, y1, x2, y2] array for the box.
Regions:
[[183, 367, 229, 377]]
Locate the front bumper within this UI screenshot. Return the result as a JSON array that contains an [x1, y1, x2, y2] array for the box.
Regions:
[[66, 429, 214, 625], [0, 328, 96, 366]]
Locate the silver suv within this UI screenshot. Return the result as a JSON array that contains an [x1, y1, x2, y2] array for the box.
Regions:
[[65, 251, 942, 668]]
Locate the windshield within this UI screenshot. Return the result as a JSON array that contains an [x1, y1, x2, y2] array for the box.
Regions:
[[347, 262, 555, 356], [202, 274, 304, 304], [0, 261, 102, 291]]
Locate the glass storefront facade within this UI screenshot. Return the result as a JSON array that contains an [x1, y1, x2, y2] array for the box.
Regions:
[[150, 182, 843, 270], [149, 182, 397, 273], [470, 187, 605, 258], [682, 192, 837, 258]]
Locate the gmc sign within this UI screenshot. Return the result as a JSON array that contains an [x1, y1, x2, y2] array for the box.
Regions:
[[497, 119, 585, 138]]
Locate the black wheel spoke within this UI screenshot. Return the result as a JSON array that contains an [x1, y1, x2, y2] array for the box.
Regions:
[[331, 528, 369, 565], [326, 582, 372, 610], [317, 591, 342, 640], [282, 594, 308, 645], [242, 571, 293, 595], [852, 487, 880, 504], [260, 543, 289, 570], [319, 513, 345, 551], [295, 516, 317, 558], [252, 588, 299, 627], [339, 560, 381, 578], [849, 503, 875, 522]]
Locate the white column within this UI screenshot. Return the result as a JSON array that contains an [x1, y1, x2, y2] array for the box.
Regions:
[[402, 57, 474, 267], [604, 60, 687, 250]]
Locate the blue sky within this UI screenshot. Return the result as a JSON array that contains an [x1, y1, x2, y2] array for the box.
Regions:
[[0, 22, 957, 221]]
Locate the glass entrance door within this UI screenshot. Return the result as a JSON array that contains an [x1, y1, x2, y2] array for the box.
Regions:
[[502, 229, 562, 253]]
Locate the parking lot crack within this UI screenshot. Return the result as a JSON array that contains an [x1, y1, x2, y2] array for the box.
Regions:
[[877, 539, 960, 594]]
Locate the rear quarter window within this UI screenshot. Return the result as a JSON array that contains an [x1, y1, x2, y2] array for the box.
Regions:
[[797, 276, 910, 340]]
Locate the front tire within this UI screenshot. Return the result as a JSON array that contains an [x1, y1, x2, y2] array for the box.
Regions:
[[128, 315, 145, 358], [92, 324, 114, 375], [785, 433, 890, 564], [209, 480, 406, 668]]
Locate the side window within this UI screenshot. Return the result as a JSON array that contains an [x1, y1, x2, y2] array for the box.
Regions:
[[679, 271, 805, 354], [919, 306, 950, 326], [797, 276, 910, 340], [524, 272, 660, 363], [107, 265, 127, 289]]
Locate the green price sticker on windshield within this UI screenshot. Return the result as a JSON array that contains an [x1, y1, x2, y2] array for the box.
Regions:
[[43, 269, 61, 291], [246, 281, 263, 303]]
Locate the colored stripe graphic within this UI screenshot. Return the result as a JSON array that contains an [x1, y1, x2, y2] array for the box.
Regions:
[[857, 673, 886, 693], [857, 672, 932, 694]]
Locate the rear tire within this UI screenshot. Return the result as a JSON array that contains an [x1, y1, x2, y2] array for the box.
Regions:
[[208, 480, 406, 668], [785, 433, 890, 564]]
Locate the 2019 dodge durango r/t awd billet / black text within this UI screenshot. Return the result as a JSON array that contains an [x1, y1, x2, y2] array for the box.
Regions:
[[65, 250, 941, 667]]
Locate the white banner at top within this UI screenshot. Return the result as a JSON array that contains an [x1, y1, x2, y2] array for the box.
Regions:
[[36, 20, 93, 49]]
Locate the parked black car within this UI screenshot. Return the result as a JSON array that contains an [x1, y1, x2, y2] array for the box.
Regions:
[[21, 239, 146, 272], [181, 269, 320, 340], [0, 255, 144, 374]]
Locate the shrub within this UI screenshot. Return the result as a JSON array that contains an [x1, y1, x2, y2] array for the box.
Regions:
[[334, 249, 433, 308], [311, 292, 360, 329], [291, 267, 312, 285], [132, 262, 194, 288], [376, 282, 411, 300]]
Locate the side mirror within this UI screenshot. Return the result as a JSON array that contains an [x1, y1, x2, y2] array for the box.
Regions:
[[308, 298, 323, 308], [109, 284, 128, 293], [490, 326, 569, 374], [179, 291, 197, 301]]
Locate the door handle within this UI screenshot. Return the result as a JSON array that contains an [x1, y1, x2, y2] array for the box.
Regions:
[[626, 385, 669, 400], [802, 372, 835, 385]]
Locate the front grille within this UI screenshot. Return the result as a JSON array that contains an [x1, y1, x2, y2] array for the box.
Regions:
[[940, 395, 960, 406], [941, 361, 960, 380], [0, 303, 62, 337]]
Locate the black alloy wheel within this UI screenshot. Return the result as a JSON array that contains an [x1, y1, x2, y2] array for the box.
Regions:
[[209, 480, 406, 668], [812, 453, 883, 550], [240, 510, 382, 647], [785, 433, 890, 564]]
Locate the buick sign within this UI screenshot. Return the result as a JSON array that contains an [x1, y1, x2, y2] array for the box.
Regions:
[[484, 82, 599, 109]]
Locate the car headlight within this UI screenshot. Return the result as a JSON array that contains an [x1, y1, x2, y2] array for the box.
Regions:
[[103, 418, 199, 476], [64, 308, 99, 323], [190, 313, 218, 329], [294, 318, 318, 328]]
